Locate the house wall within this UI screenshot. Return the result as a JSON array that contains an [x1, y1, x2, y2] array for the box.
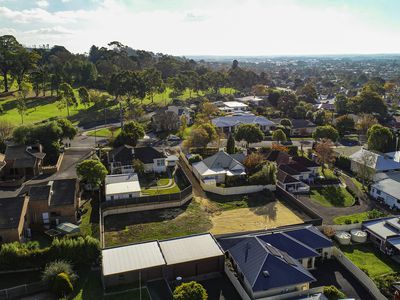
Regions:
[[103, 266, 163, 288], [143, 160, 166, 173], [199, 180, 276, 195], [370, 186, 400, 209], [0, 196, 29, 243], [29, 198, 77, 226], [105, 191, 141, 201], [253, 283, 310, 299]]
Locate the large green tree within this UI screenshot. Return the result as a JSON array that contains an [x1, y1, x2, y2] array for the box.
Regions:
[[173, 281, 208, 300], [367, 124, 394, 153], [313, 125, 339, 142], [77, 159, 108, 190], [235, 124, 265, 144], [0, 35, 23, 92], [114, 121, 145, 147], [335, 115, 355, 136]]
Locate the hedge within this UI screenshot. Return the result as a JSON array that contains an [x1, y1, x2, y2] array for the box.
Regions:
[[0, 236, 100, 270]]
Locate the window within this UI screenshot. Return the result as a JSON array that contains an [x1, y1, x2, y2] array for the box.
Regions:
[[156, 159, 165, 166], [129, 194, 132, 198], [376, 190, 381, 195], [110, 196, 114, 201]]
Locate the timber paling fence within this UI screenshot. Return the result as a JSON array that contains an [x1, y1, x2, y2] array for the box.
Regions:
[[0, 282, 48, 300]]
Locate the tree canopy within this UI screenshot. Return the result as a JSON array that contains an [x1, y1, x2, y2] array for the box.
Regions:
[[76, 159, 108, 189], [367, 124, 394, 153], [313, 125, 339, 142], [235, 124, 265, 144]]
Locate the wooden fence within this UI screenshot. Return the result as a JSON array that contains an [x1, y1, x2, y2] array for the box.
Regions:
[[0, 282, 48, 300]]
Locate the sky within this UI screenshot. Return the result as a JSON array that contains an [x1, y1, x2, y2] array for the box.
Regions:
[[0, 0, 400, 56]]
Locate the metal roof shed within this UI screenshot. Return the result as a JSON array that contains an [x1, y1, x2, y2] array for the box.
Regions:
[[159, 233, 224, 265], [102, 241, 166, 276]]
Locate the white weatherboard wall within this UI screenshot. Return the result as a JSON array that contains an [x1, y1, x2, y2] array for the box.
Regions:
[[371, 186, 400, 209], [200, 180, 275, 195]]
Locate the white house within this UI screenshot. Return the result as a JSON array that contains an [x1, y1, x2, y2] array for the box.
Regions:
[[212, 114, 275, 134], [349, 148, 400, 176], [192, 150, 246, 184], [218, 101, 248, 113], [371, 173, 400, 210], [132, 147, 167, 173], [235, 96, 263, 106], [105, 173, 141, 201]]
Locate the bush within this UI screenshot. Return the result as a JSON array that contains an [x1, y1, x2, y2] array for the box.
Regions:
[[344, 219, 352, 225], [42, 260, 78, 284], [248, 162, 277, 185], [335, 155, 351, 172], [188, 154, 202, 164], [322, 226, 336, 238], [367, 209, 386, 220], [323, 285, 346, 300], [52, 272, 73, 297], [287, 145, 298, 156], [173, 281, 208, 300]]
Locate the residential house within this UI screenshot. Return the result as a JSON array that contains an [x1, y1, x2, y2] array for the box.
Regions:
[[0, 196, 29, 243], [363, 216, 400, 255], [101, 233, 224, 288], [151, 105, 193, 133], [370, 172, 400, 210], [272, 119, 317, 136], [28, 178, 80, 227], [277, 168, 310, 193], [108, 145, 168, 174], [2, 144, 46, 180], [218, 101, 249, 113], [235, 96, 264, 106], [212, 114, 275, 134], [219, 225, 333, 299], [349, 148, 400, 177], [105, 173, 141, 201], [192, 150, 246, 184]]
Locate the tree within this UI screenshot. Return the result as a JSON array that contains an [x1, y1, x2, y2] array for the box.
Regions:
[[313, 125, 339, 142], [56, 118, 77, 140], [313, 110, 326, 126], [277, 91, 298, 115], [196, 101, 218, 123], [185, 123, 218, 149], [16, 98, 27, 124], [350, 89, 387, 119], [280, 118, 292, 127], [243, 152, 264, 174], [356, 114, 378, 135], [272, 129, 287, 143], [173, 281, 208, 300], [15, 81, 32, 124], [0, 120, 13, 152], [142, 68, 164, 103], [323, 285, 346, 300], [298, 83, 317, 103], [315, 139, 335, 174], [235, 124, 264, 145], [114, 121, 145, 147], [335, 115, 355, 136], [132, 159, 145, 175], [367, 124, 394, 153], [78, 87, 91, 108], [0, 35, 23, 92], [59, 83, 76, 116], [335, 94, 348, 115], [226, 134, 235, 154], [76, 159, 108, 190]]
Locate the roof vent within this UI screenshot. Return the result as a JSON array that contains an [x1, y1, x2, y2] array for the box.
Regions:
[[262, 270, 270, 277]]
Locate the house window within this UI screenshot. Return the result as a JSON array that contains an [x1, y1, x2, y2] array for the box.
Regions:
[[110, 196, 114, 201], [157, 160, 165, 166], [376, 190, 381, 195], [129, 194, 132, 198]]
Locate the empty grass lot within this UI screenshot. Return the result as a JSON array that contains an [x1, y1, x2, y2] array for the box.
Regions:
[[341, 244, 400, 278], [310, 186, 355, 207]]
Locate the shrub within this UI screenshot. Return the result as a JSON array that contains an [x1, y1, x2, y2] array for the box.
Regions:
[[344, 219, 352, 225], [188, 154, 202, 164], [287, 145, 298, 156], [249, 162, 277, 185], [367, 209, 386, 220], [52, 272, 73, 297], [322, 226, 336, 238], [323, 285, 346, 300], [42, 260, 78, 284], [173, 281, 208, 300]]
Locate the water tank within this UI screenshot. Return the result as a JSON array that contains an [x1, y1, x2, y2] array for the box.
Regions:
[[335, 231, 351, 245], [350, 229, 367, 243]]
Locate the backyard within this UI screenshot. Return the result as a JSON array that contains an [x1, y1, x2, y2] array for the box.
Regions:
[[310, 186, 355, 207], [139, 174, 181, 196], [104, 192, 305, 247], [333, 209, 387, 225], [341, 243, 400, 278]]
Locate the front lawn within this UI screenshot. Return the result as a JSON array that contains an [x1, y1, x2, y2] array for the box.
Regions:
[[140, 176, 181, 196], [341, 244, 400, 278], [86, 127, 121, 138], [310, 186, 355, 207]]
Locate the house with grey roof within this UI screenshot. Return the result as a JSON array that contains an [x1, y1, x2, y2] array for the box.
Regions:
[[0, 196, 29, 243], [363, 216, 400, 255], [349, 148, 400, 177], [370, 172, 400, 210], [219, 225, 333, 299], [192, 150, 246, 184], [212, 114, 275, 134]]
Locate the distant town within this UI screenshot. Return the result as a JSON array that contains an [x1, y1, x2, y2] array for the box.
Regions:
[[1, 34, 400, 300]]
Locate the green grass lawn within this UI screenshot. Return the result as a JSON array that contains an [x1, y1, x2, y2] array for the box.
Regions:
[[104, 200, 212, 246], [209, 191, 275, 211], [333, 209, 387, 225], [79, 199, 100, 239], [319, 167, 338, 181], [351, 177, 365, 191], [86, 127, 121, 138], [310, 186, 355, 207], [341, 244, 400, 278], [71, 269, 150, 300]]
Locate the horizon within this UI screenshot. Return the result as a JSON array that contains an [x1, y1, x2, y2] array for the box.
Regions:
[[1, 0, 400, 56]]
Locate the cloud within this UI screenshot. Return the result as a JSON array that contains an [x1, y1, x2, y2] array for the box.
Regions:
[[0, 0, 399, 55], [36, 0, 49, 8]]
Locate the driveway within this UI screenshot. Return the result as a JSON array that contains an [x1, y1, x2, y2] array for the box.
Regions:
[[311, 259, 373, 300]]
